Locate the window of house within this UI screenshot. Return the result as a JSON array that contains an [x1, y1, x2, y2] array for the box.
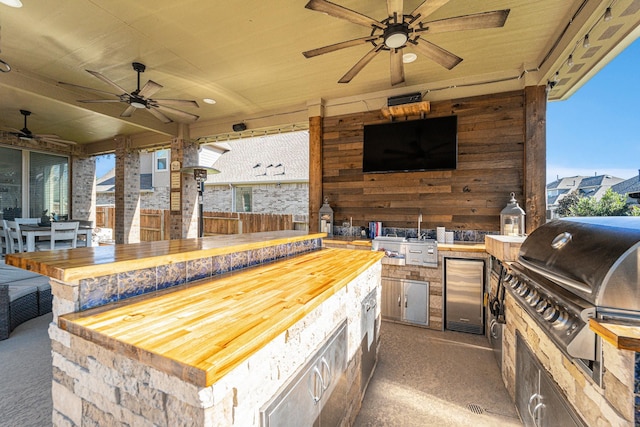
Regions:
[[155, 149, 168, 171], [234, 187, 252, 212]]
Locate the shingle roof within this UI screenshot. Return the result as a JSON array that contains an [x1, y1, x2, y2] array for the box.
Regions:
[[204, 131, 309, 185], [612, 174, 640, 196]]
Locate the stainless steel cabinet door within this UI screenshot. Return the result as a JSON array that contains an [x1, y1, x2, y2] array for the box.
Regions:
[[381, 278, 402, 321], [404, 280, 428, 326], [445, 258, 484, 334]]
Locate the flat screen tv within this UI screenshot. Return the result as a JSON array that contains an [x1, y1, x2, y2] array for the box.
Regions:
[[362, 115, 458, 173]]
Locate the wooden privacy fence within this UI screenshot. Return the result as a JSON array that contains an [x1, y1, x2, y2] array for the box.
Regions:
[[95, 207, 306, 242]]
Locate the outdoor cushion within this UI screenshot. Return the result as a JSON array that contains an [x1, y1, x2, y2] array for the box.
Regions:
[[0, 264, 42, 284]]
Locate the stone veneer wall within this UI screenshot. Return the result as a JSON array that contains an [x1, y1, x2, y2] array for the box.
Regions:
[[503, 292, 637, 426], [49, 246, 380, 426]]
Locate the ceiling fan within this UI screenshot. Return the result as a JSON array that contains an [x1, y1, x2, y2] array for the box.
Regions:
[[2, 110, 76, 146], [303, 0, 510, 85], [59, 62, 199, 124]]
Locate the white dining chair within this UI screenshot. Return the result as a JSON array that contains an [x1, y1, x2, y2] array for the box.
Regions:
[[35, 221, 79, 251], [5, 221, 24, 253], [0, 220, 9, 255]]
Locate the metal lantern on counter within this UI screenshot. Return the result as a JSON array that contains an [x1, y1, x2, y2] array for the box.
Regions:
[[319, 197, 334, 237], [500, 192, 526, 236]]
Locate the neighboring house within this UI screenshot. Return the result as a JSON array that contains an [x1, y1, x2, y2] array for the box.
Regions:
[[546, 174, 624, 219], [611, 170, 640, 206], [203, 130, 309, 215], [95, 131, 309, 215]]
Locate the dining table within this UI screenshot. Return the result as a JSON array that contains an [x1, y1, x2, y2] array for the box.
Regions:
[[19, 223, 94, 252]]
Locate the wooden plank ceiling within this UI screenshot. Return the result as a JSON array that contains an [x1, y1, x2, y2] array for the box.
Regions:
[[0, 0, 638, 151]]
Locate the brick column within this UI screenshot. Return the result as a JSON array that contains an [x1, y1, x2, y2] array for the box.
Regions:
[[114, 136, 141, 244], [170, 124, 199, 239], [71, 156, 96, 223]]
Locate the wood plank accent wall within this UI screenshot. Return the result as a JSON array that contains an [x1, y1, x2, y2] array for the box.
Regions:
[[321, 90, 530, 232], [524, 86, 547, 233]]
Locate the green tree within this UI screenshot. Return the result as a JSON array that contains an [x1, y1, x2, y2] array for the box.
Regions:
[[568, 188, 631, 217], [555, 191, 579, 216]]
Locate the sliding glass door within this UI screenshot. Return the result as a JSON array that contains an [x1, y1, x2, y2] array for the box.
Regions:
[[0, 146, 69, 221], [29, 152, 69, 220], [0, 147, 23, 220]]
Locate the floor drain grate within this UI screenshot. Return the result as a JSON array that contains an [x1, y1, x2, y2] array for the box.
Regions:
[[467, 403, 485, 415]]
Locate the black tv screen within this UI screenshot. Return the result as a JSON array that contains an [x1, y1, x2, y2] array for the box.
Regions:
[[362, 116, 458, 173]]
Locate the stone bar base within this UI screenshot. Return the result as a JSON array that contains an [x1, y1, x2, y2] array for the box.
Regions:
[[503, 293, 635, 426], [50, 261, 381, 426]]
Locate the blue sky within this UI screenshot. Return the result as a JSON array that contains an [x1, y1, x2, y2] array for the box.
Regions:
[[546, 37, 640, 183]]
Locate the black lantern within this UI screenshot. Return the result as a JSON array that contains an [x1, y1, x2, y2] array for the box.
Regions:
[[181, 166, 220, 238]]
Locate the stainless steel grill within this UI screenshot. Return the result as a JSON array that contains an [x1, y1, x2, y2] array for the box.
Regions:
[[506, 217, 640, 384]]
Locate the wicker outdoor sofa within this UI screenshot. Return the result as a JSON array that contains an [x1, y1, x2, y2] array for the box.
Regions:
[[0, 262, 51, 340]]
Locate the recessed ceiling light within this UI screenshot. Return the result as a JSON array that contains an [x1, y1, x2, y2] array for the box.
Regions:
[[0, 0, 22, 7], [403, 53, 417, 64], [203, 98, 217, 105]]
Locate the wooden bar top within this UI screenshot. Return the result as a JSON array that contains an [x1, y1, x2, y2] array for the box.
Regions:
[[59, 248, 384, 387], [589, 319, 640, 352], [5, 231, 324, 282]]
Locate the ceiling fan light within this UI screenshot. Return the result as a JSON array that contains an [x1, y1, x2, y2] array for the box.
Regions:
[[130, 100, 146, 109], [0, 0, 23, 7], [403, 53, 417, 63], [384, 23, 408, 49]]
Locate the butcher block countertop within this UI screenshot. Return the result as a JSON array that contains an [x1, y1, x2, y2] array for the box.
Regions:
[[59, 248, 384, 387], [589, 319, 640, 352], [484, 235, 526, 262], [5, 231, 324, 282]]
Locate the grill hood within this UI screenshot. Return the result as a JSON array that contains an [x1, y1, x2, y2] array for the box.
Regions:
[[517, 217, 640, 315]]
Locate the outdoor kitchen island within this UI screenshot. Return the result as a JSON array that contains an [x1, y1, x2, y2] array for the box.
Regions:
[[5, 231, 385, 427]]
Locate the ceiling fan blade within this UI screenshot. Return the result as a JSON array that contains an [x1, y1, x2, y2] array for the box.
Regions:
[[78, 99, 124, 103], [86, 69, 130, 95], [40, 136, 77, 145], [120, 105, 137, 118], [154, 105, 200, 122], [419, 10, 510, 33], [411, 39, 462, 69], [390, 48, 405, 86], [387, 0, 403, 21], [409, 0, 450, 25], [137, 80, 163, 99], [303, 36, 380, 58], [153, 99, 200, 108], [305, 0, 384, 29], [58, 81, 121, 98], [338, 45, 383, 84], [147, 107, 174, 124]]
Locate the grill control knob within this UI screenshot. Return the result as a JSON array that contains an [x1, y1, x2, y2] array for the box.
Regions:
[[552, 310, 570, 330], [518, 285, 531, 298], [510, 278, 522, 290], [535, 299, 550, 313], [526, 290, 541, 306], [542, 305, 560, 323]]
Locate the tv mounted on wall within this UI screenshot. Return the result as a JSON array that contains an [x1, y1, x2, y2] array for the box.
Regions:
[[362, 115, 458, 173]]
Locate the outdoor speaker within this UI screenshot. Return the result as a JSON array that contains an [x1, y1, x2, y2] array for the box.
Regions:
[[232, 123, 247, 132]]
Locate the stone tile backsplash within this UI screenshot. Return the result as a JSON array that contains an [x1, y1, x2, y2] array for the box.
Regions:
[[333, 225, 497, 242], [79, 237, 322, 310]]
